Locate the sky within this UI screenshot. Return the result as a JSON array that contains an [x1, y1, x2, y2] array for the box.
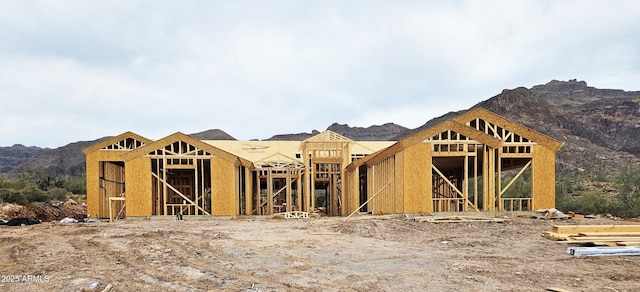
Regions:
[[1, 0, 639, 148]]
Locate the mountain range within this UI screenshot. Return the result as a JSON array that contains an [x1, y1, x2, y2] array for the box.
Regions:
[[1, 79, 638, 180]]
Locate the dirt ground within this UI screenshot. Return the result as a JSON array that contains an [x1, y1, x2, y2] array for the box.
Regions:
[[1, 215, 639, 292]]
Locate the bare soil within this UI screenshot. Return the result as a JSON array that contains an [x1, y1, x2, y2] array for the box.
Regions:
[[1, 216, 639, 292]]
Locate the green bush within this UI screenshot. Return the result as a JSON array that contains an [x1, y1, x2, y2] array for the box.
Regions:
[[0, 188, 27, 205], [555, 178, 576, 212], [501, 170, 531, 198], [0, 182, 69, 205], [615, 164, 640, 218], [61, 173, 86, 195], [575, 190, 610, 215]]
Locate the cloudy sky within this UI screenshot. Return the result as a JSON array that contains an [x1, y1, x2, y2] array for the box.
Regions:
[[1, 0, 639, 148]]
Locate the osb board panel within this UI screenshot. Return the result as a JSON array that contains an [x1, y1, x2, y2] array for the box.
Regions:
[[86, 152, 100, 218], [532, 145, 555, 209], [244, 167, 253, 216], [394, 152, 404, 213], [85, 150, 129, 218], [403, 143, 431, 213], [211, 158, 238, 216], [125, 157, 152, 216]]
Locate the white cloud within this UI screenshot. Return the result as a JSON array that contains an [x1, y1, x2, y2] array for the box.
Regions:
[[1, 0, 639, 147]]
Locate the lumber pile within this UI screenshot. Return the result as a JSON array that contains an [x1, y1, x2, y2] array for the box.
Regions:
[[413, 215, 508, 223], [544, 224, 640, 246]]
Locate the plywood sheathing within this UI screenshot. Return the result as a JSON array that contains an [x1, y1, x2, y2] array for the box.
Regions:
[[211, 157, 237, 216], [532, 145, 556, 209], [402, 143, 431, 213], [125, 156, 152, 216]]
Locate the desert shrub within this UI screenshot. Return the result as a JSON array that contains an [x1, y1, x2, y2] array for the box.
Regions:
[[555, 178, 576, 212], [46, 187, 71, 201], [0, 188, 27, 205], [23, 184, 49, 203], [501, 170, 531, 198], [0, 183, 69, 205], [615, 164, 640, 218], [61, 172, 86, 195], [575, 190, 610, 215], [0, 175, 27, 189]]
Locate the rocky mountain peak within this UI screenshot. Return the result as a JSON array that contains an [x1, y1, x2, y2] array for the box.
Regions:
[[1, 79, 639, 181], [327, 122, 408, 141], [474, 87, 556, 130], [189, 129, 236, 140]]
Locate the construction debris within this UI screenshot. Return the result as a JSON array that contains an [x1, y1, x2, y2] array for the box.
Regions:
[[413, 215, 509, 223], [532, 208, 569, 219], [567, 246, 640, 257], [546, 288, 574, 292], [346, 214, 405, 221], [272, 211, 310, 219], [60, 217, 79, 224], [0, 217, 41, 226]]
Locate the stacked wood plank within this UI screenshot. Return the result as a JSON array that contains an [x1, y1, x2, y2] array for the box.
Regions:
[[544, 224, 640, 246]]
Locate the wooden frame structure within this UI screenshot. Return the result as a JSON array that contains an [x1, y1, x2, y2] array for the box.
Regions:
[[84, 108, 563, 218], [299, 131, 353, 216], [252, 152, 305, 215], [343, 108, 563, 215], [84, 132, 152, 218]]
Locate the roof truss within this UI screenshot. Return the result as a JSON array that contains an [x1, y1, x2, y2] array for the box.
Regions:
[[120, 132, 249, 166], [307, 130, 352, 142], [453, 108, 564, 151], [147, 140, 213, 157], [255, 152, 305, 169], [102, 137, 147, 151], [83, 131, 152, 155]]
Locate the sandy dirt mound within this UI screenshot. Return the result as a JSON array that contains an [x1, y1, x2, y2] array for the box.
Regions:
[[0, 216, 638, 291], [0, 203, 36, 220], [0, 200, 86, 222]]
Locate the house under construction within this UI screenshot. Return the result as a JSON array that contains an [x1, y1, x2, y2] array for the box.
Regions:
[[84, 108, 563, 219]]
